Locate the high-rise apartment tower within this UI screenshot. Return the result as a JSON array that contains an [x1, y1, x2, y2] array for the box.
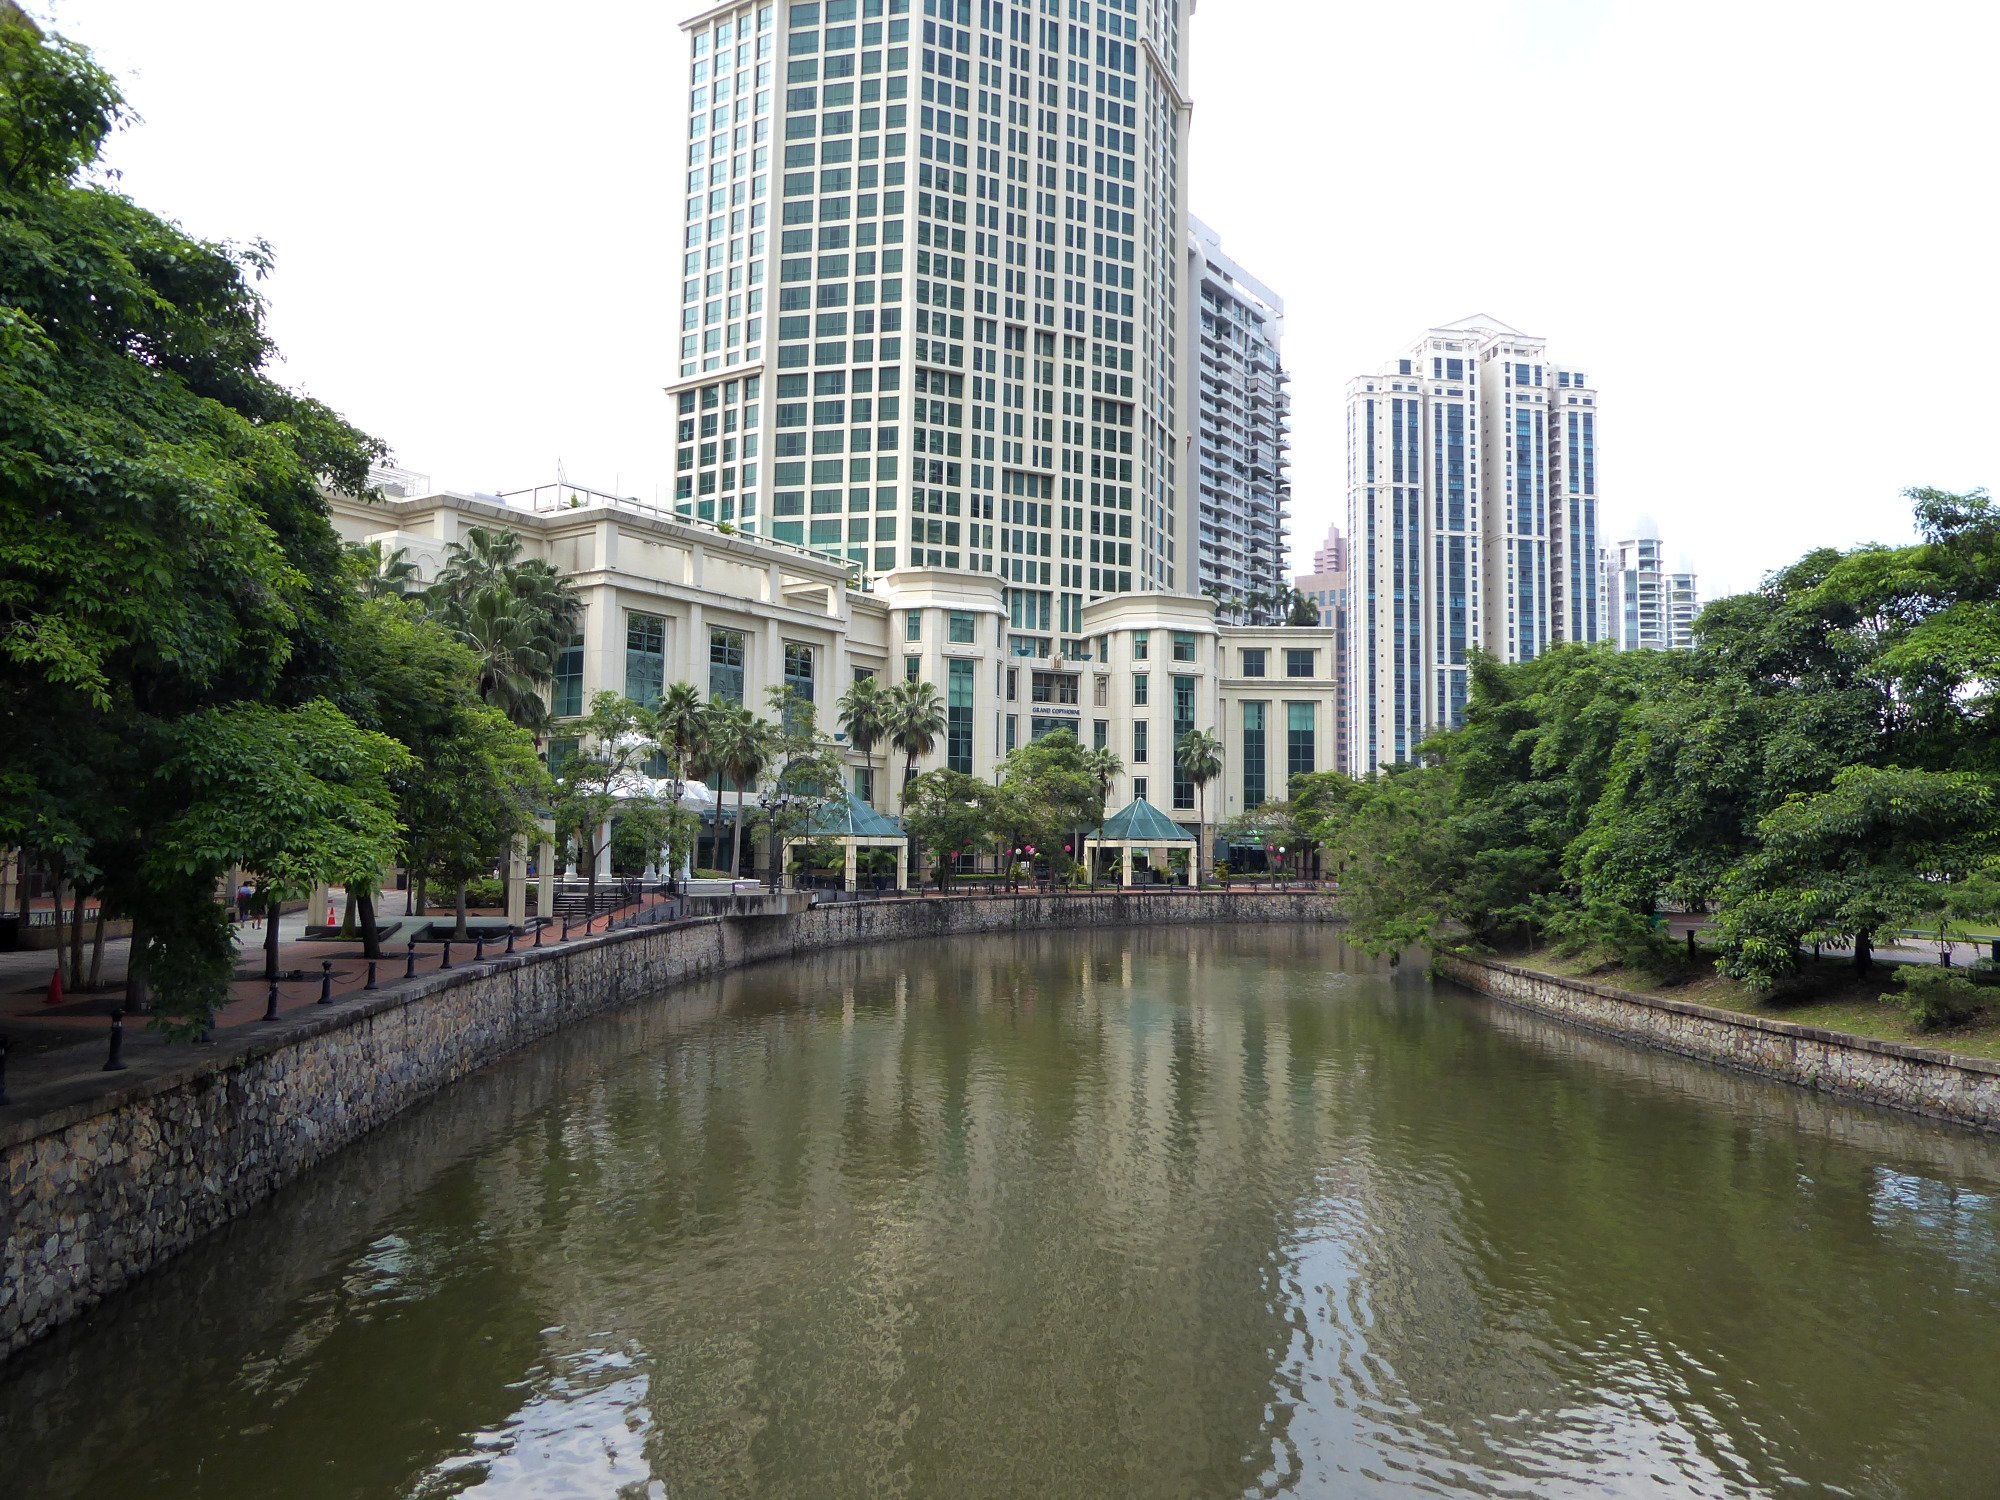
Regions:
[[1611, 526, 1699, 651], [1188, 218, 1290, 621], [668, 0, 1195, 659], [1293, 521, 1350, 775], [1346, 315, 1602, 772]]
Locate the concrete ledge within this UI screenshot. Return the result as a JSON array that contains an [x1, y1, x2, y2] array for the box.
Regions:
[[1, 891, 1339, 1360], [1437, 954, 2000, 1134]]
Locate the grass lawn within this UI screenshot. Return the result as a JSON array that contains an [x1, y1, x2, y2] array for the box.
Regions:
[[1505, 945, 2000, 1064]]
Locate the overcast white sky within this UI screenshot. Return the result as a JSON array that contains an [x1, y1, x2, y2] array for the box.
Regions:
[[37, 0, 1999, 597]]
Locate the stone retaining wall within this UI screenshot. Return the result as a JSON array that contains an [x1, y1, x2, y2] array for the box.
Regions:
[[1437, 954, 2000, 1134], [1, 891, 1337, 1359]]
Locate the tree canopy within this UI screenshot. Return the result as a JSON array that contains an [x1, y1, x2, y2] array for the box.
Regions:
[[1319, 488, 2000, 1002]]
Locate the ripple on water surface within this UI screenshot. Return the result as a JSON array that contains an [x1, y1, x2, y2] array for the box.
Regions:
[[4, 926, 2000, 1498]]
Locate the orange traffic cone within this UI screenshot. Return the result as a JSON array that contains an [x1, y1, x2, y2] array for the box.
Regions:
[[45, 968, 62, 1007], [326, 901, 336, 927]]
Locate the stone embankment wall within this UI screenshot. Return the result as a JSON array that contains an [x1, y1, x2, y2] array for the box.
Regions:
[[1, 892, 1338, 1359], [1437, 954, 2000, 1134]]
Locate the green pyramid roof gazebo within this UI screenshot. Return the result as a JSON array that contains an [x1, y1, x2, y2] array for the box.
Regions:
[[1083, 797, 1197, 887], [785, 791, 909, 891], [800, 791, 906, 839], [1092, 797, 1194, 844]]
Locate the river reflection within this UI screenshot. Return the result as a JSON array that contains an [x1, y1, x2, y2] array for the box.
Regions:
[[5, 926, 2000, 1498]]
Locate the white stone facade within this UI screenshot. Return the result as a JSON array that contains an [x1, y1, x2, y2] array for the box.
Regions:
[[328, 486, 1341, 848]]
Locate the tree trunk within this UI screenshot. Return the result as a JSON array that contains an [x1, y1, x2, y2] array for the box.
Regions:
[[87, 903, 107, 990], [264, 897, 282, 982], [585, 843, 599, 932], [455, 880, 469, 940], [708, 799, 725, 876], [1854, 930, 1873, 973], [356, 891, 383, 960], [69, 882, 85, 993], [730, 792, 746, 875], [49, 868, 65, 985], [125, 910, 150, 1012], [339, 890, 357, 939], [415, 877, 427, 917]]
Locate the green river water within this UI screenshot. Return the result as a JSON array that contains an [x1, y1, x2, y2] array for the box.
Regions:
[[5, 925, 2000, 1498]]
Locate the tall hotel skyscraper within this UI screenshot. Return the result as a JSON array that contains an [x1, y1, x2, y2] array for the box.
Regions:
[[668, 0, 1195, 653], [1346, 315, 1602, 772]]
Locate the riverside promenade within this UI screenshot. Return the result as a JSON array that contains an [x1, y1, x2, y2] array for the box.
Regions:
[[0, 897, 674, 1119]]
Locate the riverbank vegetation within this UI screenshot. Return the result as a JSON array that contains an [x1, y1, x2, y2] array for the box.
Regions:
[[1299, 487, 2000, 1032]]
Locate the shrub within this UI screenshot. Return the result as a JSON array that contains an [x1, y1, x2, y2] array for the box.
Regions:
[[1895, 966, 1990, 1031], [462, 876, 505, 908]]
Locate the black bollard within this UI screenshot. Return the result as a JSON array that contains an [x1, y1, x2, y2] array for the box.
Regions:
[[506, 928, 516, 955], [264, 981, 280, 1022], [317, 959, 333, 1005], [561, 916, 571, 942], [1687, 929, 1696, 958], [365, 959, 378, 992], [0, 1034, 11, 1107], [439, 938, 452, 971], [103, 1008, 129, 1072], [405, 939, 418, 979], [534, 921, 543, 949], [475, 933, 486, 962]]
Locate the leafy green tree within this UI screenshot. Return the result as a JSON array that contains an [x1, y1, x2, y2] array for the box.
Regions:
[[549, 693, 658, 920], [154, 701, 408, 998], [994, 730, 1099, 879], [1716, 766, 1997, 986], [886, 678, 946, 811], [403, 700, 548, 940], [901, 769, 991, 889], [1, 18, 390, 1020], [1173, 728, 1223, 883], [335, 595, 545, 950], [753, 686, 843, 890]]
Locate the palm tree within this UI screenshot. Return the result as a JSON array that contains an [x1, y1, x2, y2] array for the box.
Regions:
[[713, 705, 772, 876], [448, 588, 561, 733], [655, 682, 704, 796], [1175, 727, 1223, 885], [1083, 745, 1123, 825], [1081, 745, 1123, 886], [348, 540, 420, 599], [690, 700, 731, 874], [426, 526, 580, 732], [430, 525, 526, 599], [886, 678, 947, 813], [836, 674, 891, 806]]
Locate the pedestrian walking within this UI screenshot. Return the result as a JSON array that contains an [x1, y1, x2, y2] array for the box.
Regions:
[[236, 881, 256, 927]]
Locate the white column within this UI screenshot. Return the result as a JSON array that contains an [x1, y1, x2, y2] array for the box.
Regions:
[[505, 837, 527, 924], [538, 836, 557, 921], [595, 820, 614, 879], [844, 841, 858, 892], [1121, 846, 1133, 887], [1186, 845, 1197, 887], [895, 843, 908, 891]]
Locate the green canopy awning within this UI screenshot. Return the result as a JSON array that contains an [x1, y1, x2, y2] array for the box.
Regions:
[[798, 791, 906, 839], [1091, 798, 1194, 843]]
